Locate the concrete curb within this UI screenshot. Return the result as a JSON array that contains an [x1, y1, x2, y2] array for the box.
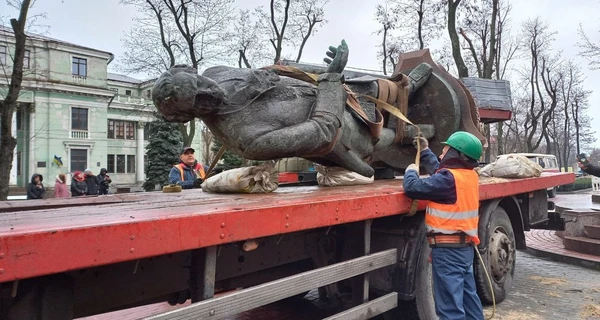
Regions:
[[525, 247, 600, 271]]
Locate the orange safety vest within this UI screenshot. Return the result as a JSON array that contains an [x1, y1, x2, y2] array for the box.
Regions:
[[426, 168, 480, 245], [174, 163, 206, 181]]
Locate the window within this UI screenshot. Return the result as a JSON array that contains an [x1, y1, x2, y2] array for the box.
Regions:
[[17, 152, 21, 176], [107, 120, 135, 140], [16, 110, 22, 131], [116, 121, 124, 139], [116, 155, 126, 173], [23, 50, 30, 69], [0, 45, 6, 65], [72, 57, 87, 77], [107, 120, 115, 139], [126, 122, 135, 140], [70, 149, 87, 172], [107, 154, 115, 173], [71, 107, 88, 131], [111, 88, 118, 94], [127, 155, 136, 173], [125, 90, 132, 96], [145, 90, 151, 99]]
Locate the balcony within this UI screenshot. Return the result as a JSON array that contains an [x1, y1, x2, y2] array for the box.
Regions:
[[114, 95, 150, 106], [72, 75, 87, 85], [70, 130, 89, 139]]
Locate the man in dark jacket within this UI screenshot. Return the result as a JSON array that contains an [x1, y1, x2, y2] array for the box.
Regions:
[[169, 147, 210, 189], [97, 168, 111, 195], [27, 173, 45, 200], [84, 168, 99, 195], [403, 132, 484, 320], [71, 171, 88, 197]]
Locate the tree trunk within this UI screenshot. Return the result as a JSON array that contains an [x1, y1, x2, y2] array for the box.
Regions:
[[484, 124, 491, 162], [0, 0, 31, 201], [448, 0, 469, 77], [497, 122, 504, 155], [382, 26, 388, 75]]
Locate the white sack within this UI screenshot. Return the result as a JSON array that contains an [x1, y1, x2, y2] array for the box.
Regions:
[[316, 165, 374, 187], [479, 154, 543, 178], [202, 162, 279, 193]]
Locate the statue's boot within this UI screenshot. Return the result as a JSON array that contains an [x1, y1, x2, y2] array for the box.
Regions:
[[406, 62, 433, 99]]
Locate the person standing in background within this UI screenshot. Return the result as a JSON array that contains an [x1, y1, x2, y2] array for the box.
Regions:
[[84, 168, 99, 195], [71, 171, 87, 197], [97, 168, 111, 195], [54, 173, 69, 198]]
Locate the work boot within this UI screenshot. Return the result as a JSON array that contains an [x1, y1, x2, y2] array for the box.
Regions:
[[407, 62, 433, 99]]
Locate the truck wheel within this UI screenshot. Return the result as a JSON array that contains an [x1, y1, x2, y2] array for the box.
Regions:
[[547, 187, 557, 198], [475, 206, 516, 304], [385, 239, 437, 320]]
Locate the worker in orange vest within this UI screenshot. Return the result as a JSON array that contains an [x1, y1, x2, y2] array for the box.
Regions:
[[169, 147, 209, 189], [403, 131, 484, 320]]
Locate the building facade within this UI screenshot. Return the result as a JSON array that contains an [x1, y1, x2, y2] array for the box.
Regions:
[[0, 26, 203, 191]]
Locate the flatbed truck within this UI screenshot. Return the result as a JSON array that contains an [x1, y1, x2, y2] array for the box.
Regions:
[[0, 172, 574, 319]]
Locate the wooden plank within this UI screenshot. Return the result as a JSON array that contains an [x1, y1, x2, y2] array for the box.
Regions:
[[0, 173, 574, 282]]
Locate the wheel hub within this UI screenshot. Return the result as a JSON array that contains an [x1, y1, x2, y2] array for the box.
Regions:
[[489, 228, 514, 282]]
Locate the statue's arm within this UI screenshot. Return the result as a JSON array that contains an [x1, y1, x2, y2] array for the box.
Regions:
[[242, 73, 346, 159]]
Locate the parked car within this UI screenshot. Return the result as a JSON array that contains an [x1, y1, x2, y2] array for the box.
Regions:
[[498, 153, 560, 198]]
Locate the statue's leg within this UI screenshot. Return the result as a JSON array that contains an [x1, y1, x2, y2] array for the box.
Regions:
[[242, 73, 346, 159]]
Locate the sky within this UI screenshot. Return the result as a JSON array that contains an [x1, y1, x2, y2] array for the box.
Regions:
[[2, 0, 600, 148]]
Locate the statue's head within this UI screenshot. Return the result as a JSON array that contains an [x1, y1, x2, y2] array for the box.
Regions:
[[152, 65, 225, 122]]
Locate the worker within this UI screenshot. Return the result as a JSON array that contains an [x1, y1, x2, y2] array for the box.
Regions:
[[169, 146, 210, 189], [403, 131, 484, 320]]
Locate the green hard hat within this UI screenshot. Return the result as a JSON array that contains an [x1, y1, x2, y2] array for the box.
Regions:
[[442, 131, 483, 160]]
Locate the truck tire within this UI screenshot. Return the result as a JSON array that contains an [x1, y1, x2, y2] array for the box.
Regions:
[[474, 206, 516, 304], [547, 187, 557, 198], [384, 239, 437, 320]]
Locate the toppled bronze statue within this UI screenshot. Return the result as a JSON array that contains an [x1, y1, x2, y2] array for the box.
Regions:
[[152, 40, 484, 177]]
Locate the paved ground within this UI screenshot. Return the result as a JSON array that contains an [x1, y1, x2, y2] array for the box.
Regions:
[[80, 251, 600, 320]]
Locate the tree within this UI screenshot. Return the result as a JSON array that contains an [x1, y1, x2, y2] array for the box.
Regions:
[[211, 139, 242, 171], [120, 0, 235, 146], [0, 0, 32, 201], [374, 1, 398, 75], [255, 0, 329, 64], [374, 0, 444, 74], [577, 23, 600, 70], [142, 116, 182, 191], [229, 9, 270, 69], [447, 0, 469, 77]]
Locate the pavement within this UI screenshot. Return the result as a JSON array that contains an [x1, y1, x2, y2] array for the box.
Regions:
[[78, 192, 600, 320]]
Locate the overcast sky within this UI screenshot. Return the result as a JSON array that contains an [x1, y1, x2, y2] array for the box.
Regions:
[[3, 0, 600, 149]]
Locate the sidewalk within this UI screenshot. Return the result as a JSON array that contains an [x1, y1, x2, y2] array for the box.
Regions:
[[525, 230, 600, 270]]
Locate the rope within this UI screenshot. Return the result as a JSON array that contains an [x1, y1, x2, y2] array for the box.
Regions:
[[474, 244, 496, 319], [205, 145, 227, 179]]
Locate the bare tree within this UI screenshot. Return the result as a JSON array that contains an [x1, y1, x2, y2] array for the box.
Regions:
[[375, 1, 398, 75], [447, 0, 469, 77], [577, 24, 600, 70], [229, 9, 270, 68], [257, 0, 329, 64], [0, 0, 32, 200], [120, 0, 234, 147]]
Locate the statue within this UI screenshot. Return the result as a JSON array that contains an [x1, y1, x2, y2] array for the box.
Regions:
[[152, 40, 485, 177]]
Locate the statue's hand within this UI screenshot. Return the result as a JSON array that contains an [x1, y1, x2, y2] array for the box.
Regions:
[[323, 40, 349, 74]]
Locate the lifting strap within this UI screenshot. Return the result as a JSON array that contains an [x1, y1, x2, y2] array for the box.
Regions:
[[262, 65, 421, 215]]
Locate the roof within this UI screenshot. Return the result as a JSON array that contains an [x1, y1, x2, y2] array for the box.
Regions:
[[0, 25, 113, 57], [107, 73, 145, 84]]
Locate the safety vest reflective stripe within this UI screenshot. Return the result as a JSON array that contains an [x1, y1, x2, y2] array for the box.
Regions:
[[175, 163, 206, 181], [426, 208, 479, 220], [426, 168, 480, 245]]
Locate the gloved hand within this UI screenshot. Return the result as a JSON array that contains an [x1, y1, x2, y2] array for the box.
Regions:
[[406, 163, 419, 173], [193, 178, 204, 188], [412, 133, 429, 150]]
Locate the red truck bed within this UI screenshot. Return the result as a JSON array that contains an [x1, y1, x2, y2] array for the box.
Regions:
[[0, 173, 574, 283]]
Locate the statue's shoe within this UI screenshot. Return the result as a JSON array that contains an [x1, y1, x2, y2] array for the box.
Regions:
[[407, 62, 433, 97]]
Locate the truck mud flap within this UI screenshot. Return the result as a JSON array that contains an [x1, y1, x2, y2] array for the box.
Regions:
[[145, 249, 397, 320]]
